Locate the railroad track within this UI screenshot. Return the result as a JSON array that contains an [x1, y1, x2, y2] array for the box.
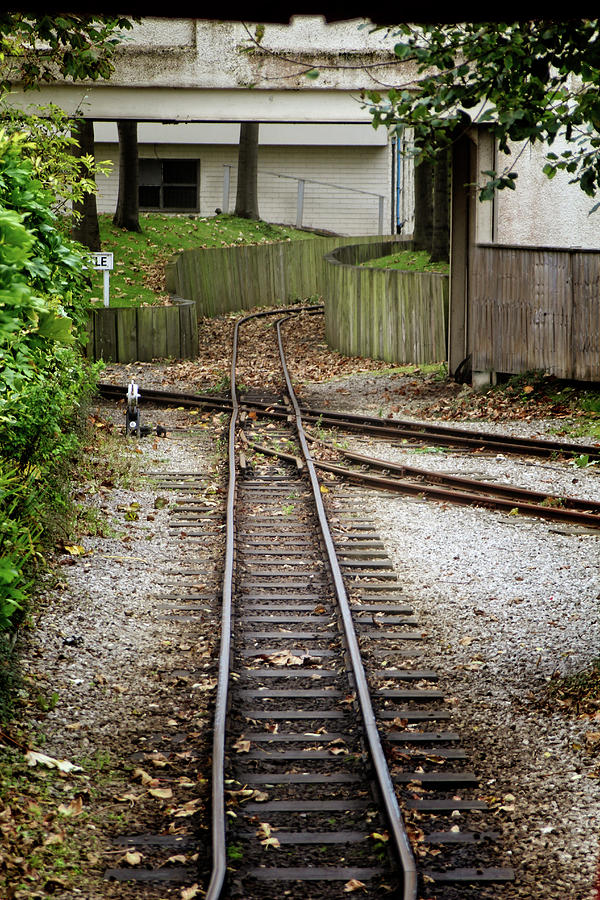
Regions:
[[97, 304, 600, 896], [98, 344, 600, 532], [206, 307, 515, 898], [97, 351, 600, 466]]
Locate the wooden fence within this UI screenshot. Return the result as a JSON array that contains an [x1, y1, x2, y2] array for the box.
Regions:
[[470, 244, 600, 380], [164, 234, 387, 317], [86, 298, 197, 363], [324, 241, 448, 365]]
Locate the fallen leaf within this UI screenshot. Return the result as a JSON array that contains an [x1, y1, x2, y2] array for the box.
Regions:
[[148, 787, 173, 800], [58, 797, 83, 817], [344, 879, 367, 892], [133, 767, 157, 786], [261, 836, 281, 849], [181, 886, 200, 900], [173, 799, 203, 817], [256, 822, 274, 838], [266, 649, 304, 666], [122, 850, 143, 865], [233, 738, 251, 753], [25, 751, 83, 774], [63, 544, 87, 556], [150, 753, 170, 768], [43, 832, 64, 846]]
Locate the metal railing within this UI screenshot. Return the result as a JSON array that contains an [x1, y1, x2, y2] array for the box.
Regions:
[[222, 164, 386, 233]]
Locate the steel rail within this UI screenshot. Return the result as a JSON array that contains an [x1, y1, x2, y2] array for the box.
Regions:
[[205, 302, 325, 900], [297, 408, 600, 460], [243, 433, 600, 528], [305, 433, 600, 514], [204, 313, 240, 900], [274, 314, 418, 900], [311, 460, 600, 529], [96, 380, 600, 462]]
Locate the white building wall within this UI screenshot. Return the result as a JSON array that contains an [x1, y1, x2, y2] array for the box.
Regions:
[[95, 140, 391, 236], [493, 137, 600, 250]]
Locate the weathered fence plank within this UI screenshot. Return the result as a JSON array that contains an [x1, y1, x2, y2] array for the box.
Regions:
[[115, 307, 137, 362], [324, 241, 448, 366], [471, 244, 600, 380], [164, 234, 388, 316], [87, 299, 198, 363]]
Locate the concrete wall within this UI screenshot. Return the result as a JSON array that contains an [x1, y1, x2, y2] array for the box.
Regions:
[[107, 16, 409, 93], [8, 16, 409, 124], [494, 136, 600, 249], [472, 130, 600, 251]]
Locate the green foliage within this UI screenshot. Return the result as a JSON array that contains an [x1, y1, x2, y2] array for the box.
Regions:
[[0, 464, 40, 630], [0, 14, 136, 92], [1, 103, 112, 221], [360, 248, 449, 273], [0, 129, 88, 362], [0, 129, 96, 636], [365, 20, 600, 201], [96, 212, 316, 307]]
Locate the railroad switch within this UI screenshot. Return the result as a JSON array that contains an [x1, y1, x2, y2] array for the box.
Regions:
[[124, 381, 168, 438], [126, 381, 141, 437]]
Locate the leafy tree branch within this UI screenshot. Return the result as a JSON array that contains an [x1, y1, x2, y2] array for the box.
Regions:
[[363, 20, 600, 204]]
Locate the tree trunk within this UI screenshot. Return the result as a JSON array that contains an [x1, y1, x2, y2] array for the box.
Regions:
[[234, 122, 260, 220], [113, 119, 141, 232], [413, 158, 433, 253], [71, 118, 101, 251], [431, 149, 450, 263]]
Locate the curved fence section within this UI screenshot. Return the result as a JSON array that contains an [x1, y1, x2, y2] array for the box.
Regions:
[[164, 234, 388, 317], [324, 241, 448, 365], [86, 297, 198, 363]]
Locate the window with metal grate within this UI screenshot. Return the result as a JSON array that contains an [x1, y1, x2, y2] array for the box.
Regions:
[[139, 158, 199, 211]]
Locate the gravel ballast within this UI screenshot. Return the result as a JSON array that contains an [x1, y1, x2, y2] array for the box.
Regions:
[[6, 309, 600, 898], [303, 374, 600, 900]]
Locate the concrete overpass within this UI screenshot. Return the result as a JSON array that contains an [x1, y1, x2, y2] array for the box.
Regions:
[[12, 16, 413, 123], [8, 17, 418, 235]]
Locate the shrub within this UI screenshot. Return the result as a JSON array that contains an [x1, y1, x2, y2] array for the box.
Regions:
[[0, 128, 96, 639]]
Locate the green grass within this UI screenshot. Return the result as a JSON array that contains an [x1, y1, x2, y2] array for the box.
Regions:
[[360, 248, 449, 274], [90, 213, 317, 308]]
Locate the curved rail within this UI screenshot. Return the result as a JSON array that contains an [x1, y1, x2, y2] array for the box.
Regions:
[[205, 303, 325, 900], [274, 314, 418, 900], [96, 381, 600, 461], [205, 312, 241, 900]]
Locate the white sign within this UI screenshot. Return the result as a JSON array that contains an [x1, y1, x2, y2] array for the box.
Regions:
[[90, 252, 114, 271]]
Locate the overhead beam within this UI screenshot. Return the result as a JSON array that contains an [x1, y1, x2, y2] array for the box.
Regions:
[[10, 85, 374, 124]]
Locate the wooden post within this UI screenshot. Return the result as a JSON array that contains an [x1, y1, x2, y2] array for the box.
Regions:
[[448, 135, 472, 377]]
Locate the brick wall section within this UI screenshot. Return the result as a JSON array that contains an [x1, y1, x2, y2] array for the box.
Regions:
[[95, 142, 391, 236]]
